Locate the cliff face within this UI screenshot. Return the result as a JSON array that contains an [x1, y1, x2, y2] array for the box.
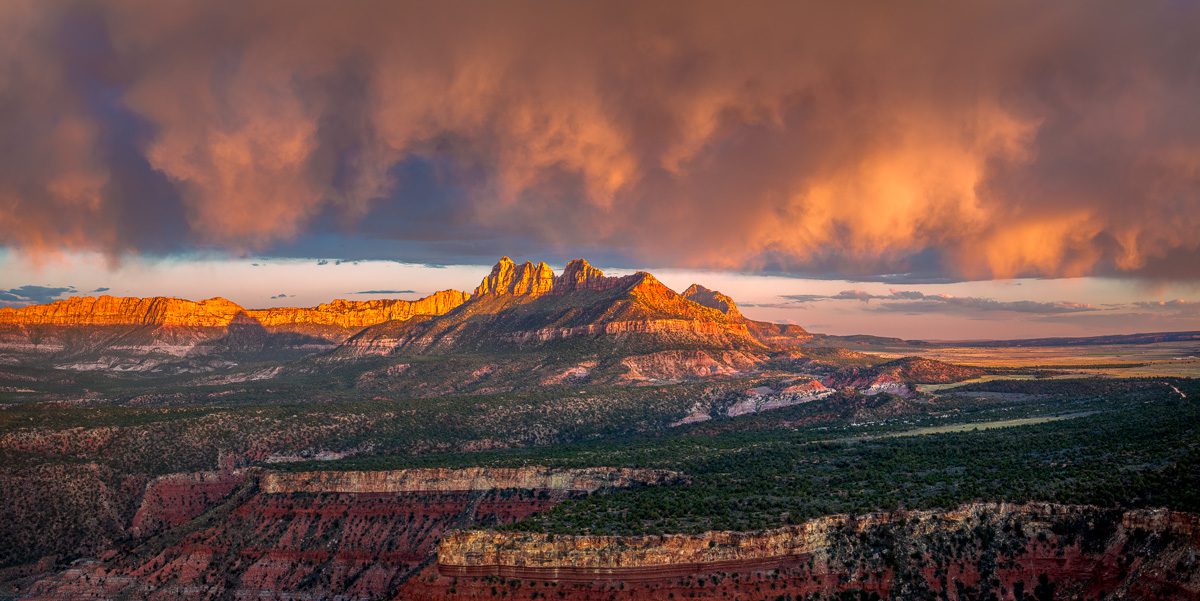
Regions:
[[0, 296, 245, 327], [555, 258, 616, 293], [473, 257, 556, 297], [0, 291, 468, 370], [260, 467, 681, 494], [26, 489, 577, 601], [420, 503, 1200, 600], [0, 291, 467, 331], [246, 290, 468, 328], [619, 349, 763, 382], [23, 466, 671, 601], [130, 470, 248, 537]]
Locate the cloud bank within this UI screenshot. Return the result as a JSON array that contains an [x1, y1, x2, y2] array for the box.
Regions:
[[1, 1, 1198, 280], [783, 290, 1097, 316]]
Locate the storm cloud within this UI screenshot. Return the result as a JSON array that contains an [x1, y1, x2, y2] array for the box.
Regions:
[[1, 1, 1198, 280]]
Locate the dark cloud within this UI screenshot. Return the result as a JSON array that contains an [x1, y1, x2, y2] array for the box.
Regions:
[[269, 293, 292, 299], [0, 285, 77, 306], [1, 1, 1199, 281], [91, 286, 110, 293]]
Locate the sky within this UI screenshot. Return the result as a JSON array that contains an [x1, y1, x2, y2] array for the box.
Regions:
[[1, 1, 1199, 339]]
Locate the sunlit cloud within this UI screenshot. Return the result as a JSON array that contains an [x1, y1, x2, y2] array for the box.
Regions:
[[0, 2, 1198, 281]]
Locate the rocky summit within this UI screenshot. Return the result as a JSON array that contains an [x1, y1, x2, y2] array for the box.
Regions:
[[339, 257, 779, 357]]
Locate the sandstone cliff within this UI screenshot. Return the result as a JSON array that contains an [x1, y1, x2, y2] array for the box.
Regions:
[[260, 467, 681, 494], [473, 257, 556, 297], [0, 291, 468, 370], [426, 503, 1200, 599], [247, 289, 468, 328], [0, 290, 467, 331], [0, 296, 245, 327], [130, 470, 248, 536]]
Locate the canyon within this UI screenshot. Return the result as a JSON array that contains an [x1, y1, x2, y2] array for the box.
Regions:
[[23, 470, 1200, 601], [18, 467, 670, 601]]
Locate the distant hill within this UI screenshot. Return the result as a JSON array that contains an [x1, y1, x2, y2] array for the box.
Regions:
[[935, 331, 1200, 347]]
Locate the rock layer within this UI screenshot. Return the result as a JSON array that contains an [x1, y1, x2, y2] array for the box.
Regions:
[[0, 290, 467, 331], [260, 467, 681, 494], [421, 503, 1200, 600], [130, 471, 248, 537]]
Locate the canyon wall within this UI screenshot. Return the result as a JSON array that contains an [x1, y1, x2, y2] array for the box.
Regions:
[[411, 503, 1200, 600], [260, 467, 682, 494], [23, 465, 675, 601], [130, 471, 248, 537]]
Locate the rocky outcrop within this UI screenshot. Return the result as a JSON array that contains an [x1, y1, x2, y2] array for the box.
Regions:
[[473, 257, 556, 297], [260, 467, 681, 494], [554, 259, 616, 293], [619, 350, 763, 382], [130, 471, 248, 537], [246, 290, 468, 328], [724, 378, 833, 417], [745, 319, 813, 347], [682, 284, 743, 321], [22, 466, 679, 601], [24, 489, 577, 601], [424, 503, 1200, 599]]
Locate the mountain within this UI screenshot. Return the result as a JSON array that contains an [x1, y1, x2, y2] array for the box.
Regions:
[[0, 257, 818, 383], [340, 257, 765, 355]]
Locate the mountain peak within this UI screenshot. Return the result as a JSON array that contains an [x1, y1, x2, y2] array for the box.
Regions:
[[682, 284, 743, 321], [474, 257, 555, 297], [555, 258, 610, 292]]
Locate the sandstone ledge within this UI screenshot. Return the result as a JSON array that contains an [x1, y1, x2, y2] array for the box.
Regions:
[[438, 502, 1200, 575], [260, 467, 682, 494]]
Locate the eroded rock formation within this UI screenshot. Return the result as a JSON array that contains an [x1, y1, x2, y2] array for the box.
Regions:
[[419, 503, 1200, 600], [21, 466, 674, 601], [130, 471, 248, 537]]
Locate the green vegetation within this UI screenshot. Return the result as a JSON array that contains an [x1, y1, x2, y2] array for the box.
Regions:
[[506, 378, 1200, 534], [287, 377, 1199, 536]]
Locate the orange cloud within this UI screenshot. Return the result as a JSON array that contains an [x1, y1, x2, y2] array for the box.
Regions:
[[0, 1, 1198, 280]]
